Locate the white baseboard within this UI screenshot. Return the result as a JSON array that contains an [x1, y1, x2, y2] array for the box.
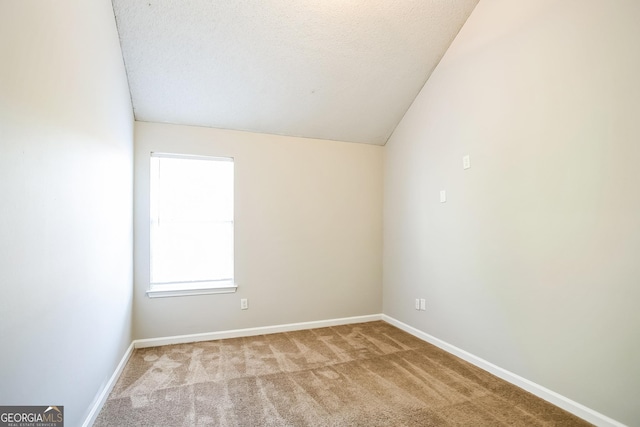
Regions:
[[82, 342, 135, 427], [382, 315, 626, 427], [134, 314, 383, 348]]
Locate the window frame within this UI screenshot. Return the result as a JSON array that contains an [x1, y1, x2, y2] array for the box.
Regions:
[[146, 152, 237, 298]]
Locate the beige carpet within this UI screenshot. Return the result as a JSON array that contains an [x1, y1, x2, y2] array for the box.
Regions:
[[95, 321, 591, 426]]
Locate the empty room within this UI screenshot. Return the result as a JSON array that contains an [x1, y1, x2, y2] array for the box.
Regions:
[[1, 0, 638, 426]]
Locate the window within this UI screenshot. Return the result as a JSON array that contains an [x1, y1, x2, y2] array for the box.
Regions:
[[148, 153, 236, 297]]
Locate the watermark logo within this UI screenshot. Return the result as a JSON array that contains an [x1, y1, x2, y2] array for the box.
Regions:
[[0, 406, 64, 427]]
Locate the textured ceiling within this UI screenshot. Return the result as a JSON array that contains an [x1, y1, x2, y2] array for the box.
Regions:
[[112, 0, 479, 145]]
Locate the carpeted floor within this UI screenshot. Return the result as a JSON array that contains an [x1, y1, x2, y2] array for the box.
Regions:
[[94, 321, 591, 426]]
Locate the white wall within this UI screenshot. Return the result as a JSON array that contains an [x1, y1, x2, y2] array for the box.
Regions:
[[134, 122, 382, 339], [0, 1, 133, 426], [384, 0, 640, 425]]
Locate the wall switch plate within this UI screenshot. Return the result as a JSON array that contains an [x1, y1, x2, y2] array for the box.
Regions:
[[420, 299, 426, 311], [415, 299, 420, 310], [241, 298, 248, 310], [440, 190, 447, 203], [463, 155, 471, 169]]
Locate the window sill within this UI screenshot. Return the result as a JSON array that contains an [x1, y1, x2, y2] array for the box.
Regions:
[[146, 283, 237, 298]]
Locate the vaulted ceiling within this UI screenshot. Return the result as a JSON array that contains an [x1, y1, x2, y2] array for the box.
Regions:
[[111, 0, 479, 145]]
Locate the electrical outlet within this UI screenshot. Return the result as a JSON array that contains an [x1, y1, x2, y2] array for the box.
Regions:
[[241, 298, 248, 310], [463, 155, 471, 170], [420, 299, 426, 311], [415, 299, 420, 310]]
